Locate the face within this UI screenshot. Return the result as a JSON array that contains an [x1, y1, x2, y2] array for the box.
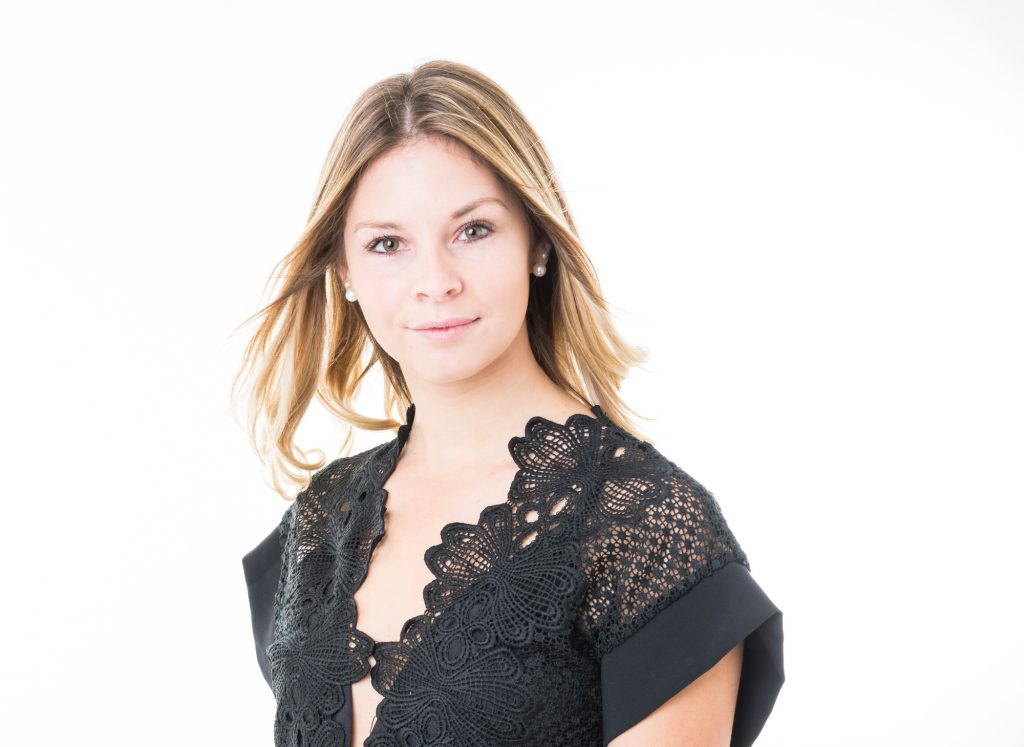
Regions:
[[338, 135, 548, 386]]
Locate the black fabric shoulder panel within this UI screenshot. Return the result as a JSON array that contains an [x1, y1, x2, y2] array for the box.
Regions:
[[599, 561, 784, 746], [242, 519, 286, 690], [575, 452, 785, 745]]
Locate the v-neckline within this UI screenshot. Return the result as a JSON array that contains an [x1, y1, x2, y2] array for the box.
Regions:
[[346, 400, 608, 683]]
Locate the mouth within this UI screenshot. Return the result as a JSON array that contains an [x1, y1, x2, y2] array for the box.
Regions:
[[409, 317, 480, 340], [410, 317, 479, 331]]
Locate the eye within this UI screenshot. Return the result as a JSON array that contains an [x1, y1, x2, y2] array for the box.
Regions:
[[457, 221, 493, 242], [364, 219, 493, 258], [365, 235, 402, 256]]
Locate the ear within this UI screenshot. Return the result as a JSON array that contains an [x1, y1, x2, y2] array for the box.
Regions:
[[335, 258, 349, 286]]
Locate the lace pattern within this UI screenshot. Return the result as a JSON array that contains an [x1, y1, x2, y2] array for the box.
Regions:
[[264, 403, 751, 746]]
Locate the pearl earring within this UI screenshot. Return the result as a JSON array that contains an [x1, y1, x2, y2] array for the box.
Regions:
[[344, 282, 357, 302], [532, 248, 549, 277]]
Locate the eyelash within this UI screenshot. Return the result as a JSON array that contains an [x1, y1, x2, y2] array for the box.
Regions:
[[364, 218, 494, 257]]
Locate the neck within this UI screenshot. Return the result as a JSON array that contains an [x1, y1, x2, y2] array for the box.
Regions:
[[399, 329, 592, 473]]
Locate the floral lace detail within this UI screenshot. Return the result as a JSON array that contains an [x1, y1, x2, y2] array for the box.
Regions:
[[578, 462, 751, 657], [267, 457, 376, 746], [422, 503, 583, 646], [369, 612, 532, 745], [264, 402, 753, 746], [507, 410, 676, 536]]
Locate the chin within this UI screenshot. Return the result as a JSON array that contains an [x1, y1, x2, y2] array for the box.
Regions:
[[408, 348, 501, 385]]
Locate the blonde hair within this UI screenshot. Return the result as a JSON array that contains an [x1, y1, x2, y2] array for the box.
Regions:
[[231, 59, 651, 500]]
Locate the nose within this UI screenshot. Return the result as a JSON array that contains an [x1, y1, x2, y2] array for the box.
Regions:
[[411, 242, 463, 302]]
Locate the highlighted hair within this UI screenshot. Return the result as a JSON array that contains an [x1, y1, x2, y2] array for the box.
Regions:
[[231, 60, 651, 499]]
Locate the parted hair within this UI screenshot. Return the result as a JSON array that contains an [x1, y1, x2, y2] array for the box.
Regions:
[[232, 59, 651, 499]]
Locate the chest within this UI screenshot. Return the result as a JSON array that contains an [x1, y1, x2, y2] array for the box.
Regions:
[[349, 458, 524, 745]]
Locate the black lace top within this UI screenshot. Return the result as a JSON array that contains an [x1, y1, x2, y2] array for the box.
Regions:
[[242, 403, 785, 746]]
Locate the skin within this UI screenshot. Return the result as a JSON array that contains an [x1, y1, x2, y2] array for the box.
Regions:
[[338, 133, 585, 470], [337, 134, 744, 744]]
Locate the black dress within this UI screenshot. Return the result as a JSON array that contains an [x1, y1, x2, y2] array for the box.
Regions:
[[242, 403, 785, 746]]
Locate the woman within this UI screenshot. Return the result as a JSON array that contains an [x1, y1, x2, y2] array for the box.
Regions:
[[237, 59, 784, 747]]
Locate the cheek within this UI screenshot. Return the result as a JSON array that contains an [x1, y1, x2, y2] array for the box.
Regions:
[[480, 266, 531, 328], [479, 276, 532, 340], [481, 246, 530, 298], [354, 295, 402, 345]]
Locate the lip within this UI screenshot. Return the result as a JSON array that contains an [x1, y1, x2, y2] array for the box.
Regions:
[[410, 317, 479, 330], [410, 317, 479, 341]]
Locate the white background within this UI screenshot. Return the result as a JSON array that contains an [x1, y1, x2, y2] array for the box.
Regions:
[[1, 1, 1021, 744]]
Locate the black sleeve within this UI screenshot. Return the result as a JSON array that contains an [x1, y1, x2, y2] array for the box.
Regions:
[[241, 521, 284, 691], [600, 560, 784, 746], [584, 467, 785, 746]]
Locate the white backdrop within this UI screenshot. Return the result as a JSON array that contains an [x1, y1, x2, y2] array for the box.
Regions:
[[1, 1, 1021, 744]]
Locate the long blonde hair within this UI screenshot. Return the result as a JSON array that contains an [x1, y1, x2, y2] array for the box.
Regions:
[[231, 59, 651, 500]]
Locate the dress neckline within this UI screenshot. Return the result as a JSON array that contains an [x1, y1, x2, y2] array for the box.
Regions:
[[347, 400, 609, 688]]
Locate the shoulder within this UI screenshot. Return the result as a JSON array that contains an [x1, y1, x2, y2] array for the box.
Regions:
[[301, 446, 374, 501], [244, 440, 390, 557], [575, 429, 753, 651], [571, 416, 785, 745], [580, 418, 743, 554], [291, 438, 394, 514]]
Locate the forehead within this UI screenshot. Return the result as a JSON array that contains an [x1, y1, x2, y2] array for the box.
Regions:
[[346, 137, 509, 230]]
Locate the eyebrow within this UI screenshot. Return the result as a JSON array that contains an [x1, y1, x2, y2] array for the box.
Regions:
[[352, 196, 508, 233]]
